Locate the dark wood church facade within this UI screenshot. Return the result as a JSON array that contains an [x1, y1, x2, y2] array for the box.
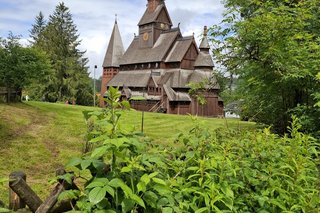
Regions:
[[100, 0, 224, 117]]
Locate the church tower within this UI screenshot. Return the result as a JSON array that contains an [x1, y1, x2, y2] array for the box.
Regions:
[[138, 0, 172, 48], [100, 18, 124, 107]]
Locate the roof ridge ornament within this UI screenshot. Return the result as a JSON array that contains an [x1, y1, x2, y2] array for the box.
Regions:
[[204, 26, 208, 36], [115, 14, 117, 24]]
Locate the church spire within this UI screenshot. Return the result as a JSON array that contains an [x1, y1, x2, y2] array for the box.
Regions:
[[199, 26, 210, 53], [102, 18, 124, 68], [194, 26, 214, 70]]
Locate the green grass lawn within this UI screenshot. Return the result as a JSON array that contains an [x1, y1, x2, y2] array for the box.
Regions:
[[0, 101, 255, 204]]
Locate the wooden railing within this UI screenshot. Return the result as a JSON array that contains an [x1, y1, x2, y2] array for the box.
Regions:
[[0, 87, 21, 103], [5, 169, 77, 213]]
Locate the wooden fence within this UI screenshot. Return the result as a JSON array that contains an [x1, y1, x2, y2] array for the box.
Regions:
[[4, 169, 76, 213], [0, 87, 21, 103]]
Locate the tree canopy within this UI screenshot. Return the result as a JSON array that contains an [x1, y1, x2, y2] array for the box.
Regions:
[[29, 2, 93, 105], [0, 33, 51, 102], [211, 0, 320, 135]]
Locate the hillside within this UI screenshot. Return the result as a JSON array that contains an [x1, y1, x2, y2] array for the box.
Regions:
[[0, 101, 255, 203]]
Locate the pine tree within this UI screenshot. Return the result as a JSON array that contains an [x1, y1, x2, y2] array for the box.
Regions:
[[29, 12, 46, 46], [29, 2, 93, 104]]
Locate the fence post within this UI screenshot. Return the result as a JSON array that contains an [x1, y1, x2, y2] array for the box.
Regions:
[[9, 171, 43, 212], [9, 171, 26, 210]]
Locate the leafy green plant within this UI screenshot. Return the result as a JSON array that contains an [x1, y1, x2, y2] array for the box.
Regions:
[[60, 87, 319, 212]]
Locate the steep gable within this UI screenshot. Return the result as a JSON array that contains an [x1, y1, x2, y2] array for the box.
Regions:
[[120, 29, 180, 65], [138, 3, 172, 26], [102, 21, 124, 68]]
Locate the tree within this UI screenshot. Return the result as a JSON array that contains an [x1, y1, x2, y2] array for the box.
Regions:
[[29, 12, 46, 46], [29, 3, 93, 105], [211, 0, 320, 134], [0, 33, 51, 102]]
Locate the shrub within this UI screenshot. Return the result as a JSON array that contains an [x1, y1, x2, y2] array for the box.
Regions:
[[61, 87, 320, 212]]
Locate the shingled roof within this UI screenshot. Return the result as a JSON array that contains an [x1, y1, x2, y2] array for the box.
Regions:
[[165, 37, 194, 62], [102, 21, 124, 68], [194, 52, 214, 68], [195, 26, 214, 69], [199, 36, 210, 50], [138, 3, 172, 26], [120, 29, 180, 65], [107, 70, 152, 87]]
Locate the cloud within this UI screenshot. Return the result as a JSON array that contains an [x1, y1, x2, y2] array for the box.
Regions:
[[0, 0, 225, 78]]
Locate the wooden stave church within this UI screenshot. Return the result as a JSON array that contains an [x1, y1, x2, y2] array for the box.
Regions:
[[100, 0, 224, 117]]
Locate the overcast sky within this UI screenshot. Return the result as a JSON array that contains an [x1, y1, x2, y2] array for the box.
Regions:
[[0, 0, 224, 78]]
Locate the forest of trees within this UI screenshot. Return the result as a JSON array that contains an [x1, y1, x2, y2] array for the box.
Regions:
[[212, 0, 320, 136], [0, 3, 94, 106]]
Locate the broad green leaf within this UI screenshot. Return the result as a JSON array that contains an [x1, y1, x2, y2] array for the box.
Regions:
[[90, 135, 108, 143], [140, 174, 151, 185], [152, 177, 166, 185], [58, 190, 80, 202], [162, 207, 173, 213], [121, 166, 132, 173], [66, 157, 82, 167], [137, 181, 146, 193], [89, 187, 107, 205], [149, 172, 159, 178], [81, 159, 92, 170], [86, 178, 109, 189], [153, 184, 171, 195], [121, 100, 131, 109], [195, 207, 209, 213], [106, 137, 129, 148], [57, 173, 74, 185], [121, 198, 135, 213], [103, 185, 115, 198], [109, 178, 133, 197], [143, 191, 158, 208], [91, 146, 108, 158], [0, 208, 11, 213], [157, 198, 169, 208], [130, 194, 145, 208]]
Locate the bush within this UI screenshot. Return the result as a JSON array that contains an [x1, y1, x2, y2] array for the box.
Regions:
[[61, 87, 320, 212]]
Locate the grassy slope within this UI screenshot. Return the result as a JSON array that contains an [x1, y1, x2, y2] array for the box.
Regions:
[[0, 101, 255, 203]]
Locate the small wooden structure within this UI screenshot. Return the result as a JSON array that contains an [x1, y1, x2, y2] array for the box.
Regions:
[[7, 169, 76, 213], [0, 87, 21, 103]]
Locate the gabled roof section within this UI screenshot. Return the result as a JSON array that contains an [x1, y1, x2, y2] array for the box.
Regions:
[[138, 3, 172, 26], [120, 29, 180, 65], [102, 21, 124, 68], [194, 52, 214, 68], [165, 37, 194, 62]]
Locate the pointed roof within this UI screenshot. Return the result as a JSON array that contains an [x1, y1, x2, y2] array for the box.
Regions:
[[195, 26, 214, 69], [199, 26, 210, 51], [199, 36, 210, 50], [138, 2, 172, 26], [165, 36, 195, 62], [102, 20, 124, 68], [120, 29, 180, 65]]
